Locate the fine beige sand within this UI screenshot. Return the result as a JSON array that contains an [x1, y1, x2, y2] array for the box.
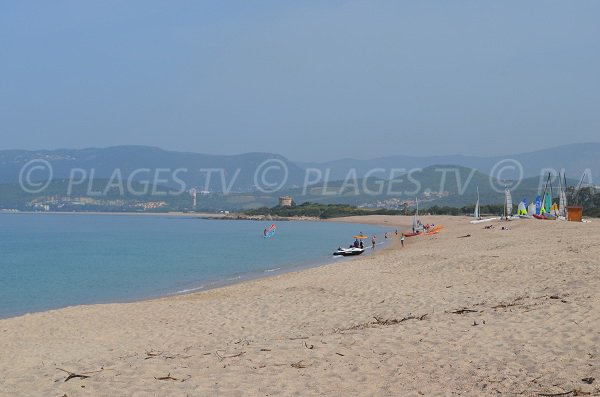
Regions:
[[1, 216, 599, 396]]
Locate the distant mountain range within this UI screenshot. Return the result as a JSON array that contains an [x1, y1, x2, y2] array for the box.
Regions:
[[0, 146, 306, 192], [296, 143, 600, 181], [275, 165, 580, 208], [0, 144, 597, 211], [2, 143, 598, 186]]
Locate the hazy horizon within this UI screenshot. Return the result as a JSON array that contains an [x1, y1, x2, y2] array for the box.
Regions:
[[2, 1, 599, 161], [3, 141, 600, 164]]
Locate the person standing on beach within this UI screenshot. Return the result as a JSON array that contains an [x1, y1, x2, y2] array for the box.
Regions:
[[400, 233, 405, 247], [371, 235, 376, 250]]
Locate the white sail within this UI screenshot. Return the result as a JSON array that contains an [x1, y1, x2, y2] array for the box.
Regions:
[[559, 190, 567, 216], [474, 187, 480, 219], [505, 189, 513, 216]]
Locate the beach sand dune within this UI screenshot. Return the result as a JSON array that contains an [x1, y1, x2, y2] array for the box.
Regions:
[[1, 216, 599, 396]]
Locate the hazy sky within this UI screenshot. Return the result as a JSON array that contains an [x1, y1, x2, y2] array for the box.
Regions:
[[1, 1, 599, 161]]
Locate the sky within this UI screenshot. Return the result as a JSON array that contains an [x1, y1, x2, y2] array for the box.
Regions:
[[1, 1, 599, 161]]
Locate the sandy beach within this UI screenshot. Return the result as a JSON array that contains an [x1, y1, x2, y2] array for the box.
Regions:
[[1, 215, 599, 396]]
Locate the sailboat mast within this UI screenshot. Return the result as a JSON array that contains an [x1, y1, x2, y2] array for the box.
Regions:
[[416, 197, 419, 219], [541, 173, 550, 210], [412, 197, 418, 231], [505, 188, 512, 218], [503, 187, 507, 219], [573, 171, 587, 205], [563, 172, 569, 216], [475, 187, 480, 219], [558, 171, 563, 195]]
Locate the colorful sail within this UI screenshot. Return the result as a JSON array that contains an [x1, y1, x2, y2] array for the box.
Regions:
[[263, 224, 276, 238], [535, 196, 541, 215], [517, 197, 527, 215], [544, 191, 552, 214]]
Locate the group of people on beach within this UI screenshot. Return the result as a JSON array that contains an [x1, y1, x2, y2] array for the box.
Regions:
[[350, 232, 378, 250], [422, 223, 435, 232], [351, 229, 406, 251], [351, 238, 365, 249], [412, 220, 435, 234]]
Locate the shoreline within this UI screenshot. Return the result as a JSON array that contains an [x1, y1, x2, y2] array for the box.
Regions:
[[0, 215, 403, 321], [4, 215, 596, 395], [0, 209, 322, 222], [0, 210, 228, 218]]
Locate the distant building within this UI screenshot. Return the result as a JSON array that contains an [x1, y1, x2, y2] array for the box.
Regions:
[[278, 196, 293, 207]]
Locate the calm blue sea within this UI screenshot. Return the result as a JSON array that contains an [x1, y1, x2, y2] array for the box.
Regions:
[[0, 213, 387, 319]]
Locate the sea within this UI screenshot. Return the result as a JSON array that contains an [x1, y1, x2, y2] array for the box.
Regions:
[[0, 213, 388, 319]]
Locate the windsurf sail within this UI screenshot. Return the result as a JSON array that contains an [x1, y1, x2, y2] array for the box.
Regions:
[[535, 195, 542, 215], [263, 224, 276, 238]]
